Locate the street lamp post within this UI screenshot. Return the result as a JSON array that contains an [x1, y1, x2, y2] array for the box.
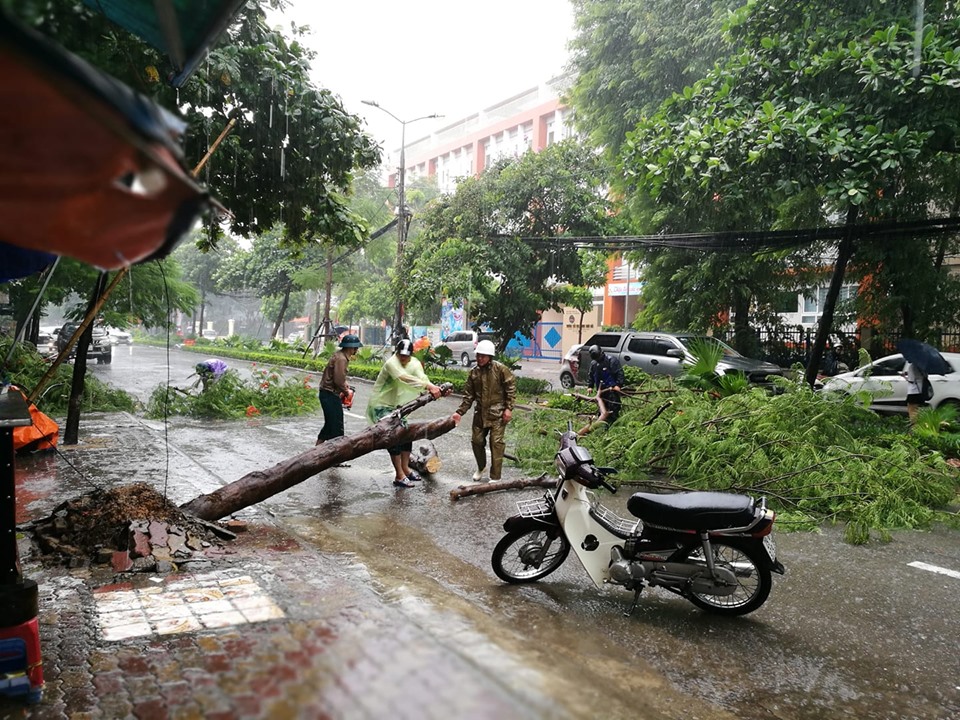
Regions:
[[362, 100, 441, 342]]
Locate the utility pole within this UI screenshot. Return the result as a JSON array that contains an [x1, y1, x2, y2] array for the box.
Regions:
[[361, 100, 442, 342]]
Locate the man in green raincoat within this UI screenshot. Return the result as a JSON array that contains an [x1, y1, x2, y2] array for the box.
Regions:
[[367, 339, 443, 488]]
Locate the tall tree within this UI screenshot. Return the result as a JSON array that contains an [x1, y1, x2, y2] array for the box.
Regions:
[[409, 141, 613, 351], [3, 257, 197, 338], [215, 225, 323, 339], [173, 234, 238, 336], [616, 0, 960, 372], [569, 0, 737, 157]]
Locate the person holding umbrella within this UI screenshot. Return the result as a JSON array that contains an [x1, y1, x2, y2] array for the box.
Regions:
[[897, 339, 944, 425], [904, 361, 929, 425]]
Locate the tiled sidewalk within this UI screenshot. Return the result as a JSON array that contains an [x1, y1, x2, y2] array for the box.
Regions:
[[2, 414, 568, 720]]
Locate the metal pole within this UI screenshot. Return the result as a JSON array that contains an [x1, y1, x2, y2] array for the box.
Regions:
[[395, 120, 407, 338], [360, 101, 442, 343]]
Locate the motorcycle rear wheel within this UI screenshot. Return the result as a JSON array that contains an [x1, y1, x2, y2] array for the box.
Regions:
[[491, 529, 570, 583], [682, 539, 772, 616]]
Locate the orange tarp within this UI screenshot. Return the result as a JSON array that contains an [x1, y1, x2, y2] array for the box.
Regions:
[[10, 389, 58, 453]]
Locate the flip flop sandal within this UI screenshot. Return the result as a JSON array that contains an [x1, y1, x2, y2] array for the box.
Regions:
[[393, 478, 415, 488], [407, 471, 423, 482]]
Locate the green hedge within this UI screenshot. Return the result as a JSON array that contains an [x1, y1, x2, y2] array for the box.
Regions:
[[167, 343, 550, 395]]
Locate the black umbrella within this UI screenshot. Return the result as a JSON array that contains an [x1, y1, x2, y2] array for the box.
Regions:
[[896, 339, 951, 376]]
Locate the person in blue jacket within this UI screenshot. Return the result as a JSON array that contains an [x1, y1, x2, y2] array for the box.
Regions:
[[587, 344, 625, 425]]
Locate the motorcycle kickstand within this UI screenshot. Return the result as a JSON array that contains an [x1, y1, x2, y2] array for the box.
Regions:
[[624, 587, 643, 617]]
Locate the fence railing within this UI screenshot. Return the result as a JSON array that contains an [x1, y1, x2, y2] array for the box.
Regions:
[[719, 328, 960, 374]]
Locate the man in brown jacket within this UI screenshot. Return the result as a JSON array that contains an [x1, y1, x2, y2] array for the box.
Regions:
[[316, 334, 361, 445], [452, 340, 516, 481]]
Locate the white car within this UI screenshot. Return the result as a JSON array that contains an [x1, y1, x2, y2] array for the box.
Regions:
[[201, 329, 218, 341], [559, 343, 584, 389], [105, 326, 132, 344], [818, 352, 960, 414]]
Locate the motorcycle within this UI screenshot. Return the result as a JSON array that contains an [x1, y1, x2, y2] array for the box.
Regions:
[[491, 416, 785, 616]]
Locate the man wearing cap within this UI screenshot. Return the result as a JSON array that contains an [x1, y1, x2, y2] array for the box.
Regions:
[[367, 339, 443, 488], [452, 340, 516, 482], [587, 344, 625, 425], [316, 334, 362, 445]]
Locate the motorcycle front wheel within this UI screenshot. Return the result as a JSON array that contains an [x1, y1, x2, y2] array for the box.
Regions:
[[682, 539, 772, 616], [491, 529, 570, 584]]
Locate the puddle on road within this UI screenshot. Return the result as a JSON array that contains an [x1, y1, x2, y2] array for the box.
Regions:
[[283, 513, 731, 720]]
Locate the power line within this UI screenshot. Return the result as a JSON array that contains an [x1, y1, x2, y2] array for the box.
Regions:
[[509, 216, 960, 253]]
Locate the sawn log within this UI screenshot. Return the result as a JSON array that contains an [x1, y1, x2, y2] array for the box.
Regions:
[[410, 441, 442, 475], [180, 385, 454, 521], [449, 473, 556, 501]]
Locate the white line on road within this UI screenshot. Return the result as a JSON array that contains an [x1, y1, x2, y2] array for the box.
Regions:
[[908, 561, 960, 580]]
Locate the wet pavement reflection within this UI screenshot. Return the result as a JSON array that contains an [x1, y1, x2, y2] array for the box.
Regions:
[[3, 345, 956, 719]]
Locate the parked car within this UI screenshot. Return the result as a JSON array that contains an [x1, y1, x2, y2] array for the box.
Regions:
[[818, 352, 960, 414], [201, 329, 218, 341], [104, 326, 132, 344], [436, 330, 495, 366], [55, 322, 112, 364], [559, 343, 584, 389], [35, 330, 57, 357], [576, 331, 783, 384]]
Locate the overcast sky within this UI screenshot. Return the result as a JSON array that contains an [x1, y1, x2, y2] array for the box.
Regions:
[[268, 1, 575, 154]]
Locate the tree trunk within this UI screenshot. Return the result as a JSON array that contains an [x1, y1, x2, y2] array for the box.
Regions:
[[449, 474, 556, 501], [804, 206, 859, 388], [409, 442, 441, 475], [322, 250, 334, 347], [270, 287, 291, 340], [180, 386, 454, 521], [731, 289, 752, 355], [64, 273, 108, 445], [198, 288, 206, 336]]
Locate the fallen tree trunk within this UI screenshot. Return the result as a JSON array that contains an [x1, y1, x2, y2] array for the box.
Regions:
[[181, 386, 454, 521], [410, 441, 441, 475], [449, 473, 556, 501]]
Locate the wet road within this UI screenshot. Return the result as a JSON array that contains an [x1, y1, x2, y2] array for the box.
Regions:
[[89, 345, 960, 719]]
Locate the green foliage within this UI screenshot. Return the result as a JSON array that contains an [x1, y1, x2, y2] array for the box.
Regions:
[[0, 339, 136, 415], [424, 344, 452, 368], [676, 338, 751, 397], [168, 344, 550, 396], [615, 0, 960, 340], [410, 141, 614, 351], [495, 353, 522, 371], [145, 365, 319, 420], [569, 0, 736, 158], [512, 374, 960, 543]]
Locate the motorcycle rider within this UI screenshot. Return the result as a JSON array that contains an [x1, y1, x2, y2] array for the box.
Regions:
[[587, 344, 625, 426], [451, 340, 516, 482]]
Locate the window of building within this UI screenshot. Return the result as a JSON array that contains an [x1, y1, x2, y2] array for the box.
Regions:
[[801, 284, 857, 325]]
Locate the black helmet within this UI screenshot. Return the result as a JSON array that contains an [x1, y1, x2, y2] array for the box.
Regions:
[[339, 334, 362, 349], [588, 345, 603, 361], [395, 339, 414, 356]]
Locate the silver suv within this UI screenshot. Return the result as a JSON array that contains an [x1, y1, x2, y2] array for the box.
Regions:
[[55, 322, 112, 364], [577, 331, 782, 384], [437, 330, 495, 366]]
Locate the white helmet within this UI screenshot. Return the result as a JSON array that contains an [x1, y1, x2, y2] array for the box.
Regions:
[[475, 339, 496, 357]]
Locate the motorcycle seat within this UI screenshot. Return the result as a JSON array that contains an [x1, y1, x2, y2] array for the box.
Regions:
[[627, 491, 755, 531]]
